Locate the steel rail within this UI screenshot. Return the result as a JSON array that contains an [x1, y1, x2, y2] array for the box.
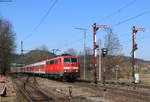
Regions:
[[12, 80, 34, 102], [73, 82, 150, 101], [13, 75, 69, 102]]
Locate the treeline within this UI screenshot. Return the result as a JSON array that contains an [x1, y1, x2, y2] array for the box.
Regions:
[[0, 19, 16, 75], [13, 46, 56, 65]]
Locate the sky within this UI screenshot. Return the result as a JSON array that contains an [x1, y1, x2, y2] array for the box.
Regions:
[[0, 0, 150, 60]]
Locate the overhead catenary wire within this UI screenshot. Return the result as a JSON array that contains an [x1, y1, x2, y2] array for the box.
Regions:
[[24, 0, 136, 50], [85, 0, 137, 32], [61, 3, 150, 57], [122, 33, 150, 45], [23, 0, 58, 41], [118, 30, 150, 51], [77, 0, 138, 51], [21, 0, 150, 54], [93, 0, 150, 47], [101, 9, 150, 48], [64, 8, 150, 52], [97, 0, 137, 23], [109, 9, 150, 47], [111, 9, 150, 28]]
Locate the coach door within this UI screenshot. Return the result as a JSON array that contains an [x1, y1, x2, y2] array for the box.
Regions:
[[57, 58, 62, 72]]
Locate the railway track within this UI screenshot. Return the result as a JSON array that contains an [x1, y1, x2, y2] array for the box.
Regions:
[[25, 76, 150, 101], [11, 74, 150, 102], [12, 75, 70, 102], [104, 81, 150, 89], [79, 79, 150, 89], [70, 81, 150, 102], [13, 77, 54, 102], [36, 78, 150, 102]]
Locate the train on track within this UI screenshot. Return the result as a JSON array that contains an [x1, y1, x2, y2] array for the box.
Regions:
[[12, 54, 80, 81]]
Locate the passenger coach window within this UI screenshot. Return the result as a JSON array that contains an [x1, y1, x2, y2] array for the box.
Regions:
[[54, 60, 58, 64], [50, 60, 55, 64], [39, 65, 44, 69]]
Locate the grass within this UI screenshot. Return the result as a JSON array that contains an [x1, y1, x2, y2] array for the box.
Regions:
[[134, 70, 150, 74], [13, 99, 27, 102]]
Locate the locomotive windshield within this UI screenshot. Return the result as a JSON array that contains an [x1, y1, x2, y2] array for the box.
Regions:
[[64, 58, 77, 63], [71, 58, 77, 63]]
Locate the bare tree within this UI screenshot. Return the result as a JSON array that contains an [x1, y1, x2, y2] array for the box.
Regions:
[[78, 47, 92, 56], [85, 47, 93, 56], [78, 47, 93, 79], [0, 19, 16, 75], [103, 27, 123, 79], [104, 27, 122, 55]]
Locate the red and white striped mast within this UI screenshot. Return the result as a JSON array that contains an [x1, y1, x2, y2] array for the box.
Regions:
[[132, 26, 145, 83], [93, 23, 108, 84]]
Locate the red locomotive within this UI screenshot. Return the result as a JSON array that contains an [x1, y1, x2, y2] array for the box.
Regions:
[[15, 55, 80, 81]]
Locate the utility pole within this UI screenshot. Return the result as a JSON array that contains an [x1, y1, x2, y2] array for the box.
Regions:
[[21, 41, 23, 55], [92, 23, 108, 84], [21, 41, 24, 65], [101, 48, 108, 85], [98, 40, 102, 81], [115, 65, 119, 81], [132, 26, 145, 83], [74, 27, 87, 80]]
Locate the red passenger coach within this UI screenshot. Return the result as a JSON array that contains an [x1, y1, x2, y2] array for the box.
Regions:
[[16, 55, 80, 81]]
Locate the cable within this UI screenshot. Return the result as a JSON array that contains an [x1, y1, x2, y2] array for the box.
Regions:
[[120, 31, 150, 48], [103, 10, 150, 45], [60, 0, 150, 52], [24, 0, 58, 40], [106, 9, 150, 47], [111, 9, 150, 27], [97, 0, 137, 23], [84, 0, 137, 46]]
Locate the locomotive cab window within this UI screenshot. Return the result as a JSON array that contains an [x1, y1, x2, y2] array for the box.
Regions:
[[64, 58, 77, 63], [64, 58, 71, 63], [47, 60, 58, 65], [71, 58, 77, 63]]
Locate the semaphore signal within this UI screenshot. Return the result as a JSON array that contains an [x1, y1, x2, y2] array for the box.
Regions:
[[92, 23, 108, 84], [132, 26, 145, 83]]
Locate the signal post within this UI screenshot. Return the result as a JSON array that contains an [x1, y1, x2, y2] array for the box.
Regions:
[[132, 26, 145, 83], [93, 23, 108, 84]]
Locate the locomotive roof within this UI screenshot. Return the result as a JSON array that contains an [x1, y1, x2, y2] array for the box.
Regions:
[[49, 55, 78, 60]]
